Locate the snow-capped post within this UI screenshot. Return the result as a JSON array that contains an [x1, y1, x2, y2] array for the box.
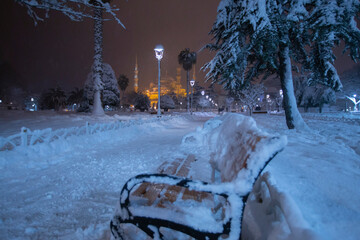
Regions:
[[154, 44, 164, 118], [21, 127, 28, 147], [86, 122, 90, 135]]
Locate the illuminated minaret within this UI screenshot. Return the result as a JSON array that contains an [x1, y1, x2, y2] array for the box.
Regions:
[[134, 56, 139, 93]]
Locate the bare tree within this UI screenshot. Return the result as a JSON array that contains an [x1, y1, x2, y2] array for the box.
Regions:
[[237, 84, 265, 116]]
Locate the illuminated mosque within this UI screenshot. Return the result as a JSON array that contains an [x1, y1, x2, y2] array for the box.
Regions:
[[133, 57, 191, 108]]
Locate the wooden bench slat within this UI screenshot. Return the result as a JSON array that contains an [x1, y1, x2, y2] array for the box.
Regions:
[[131, 155, 197, 208]]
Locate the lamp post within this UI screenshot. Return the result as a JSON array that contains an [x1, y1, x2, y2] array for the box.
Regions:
[[154, 44, 164, 117], [190, 79, 195, 114], [201, 90, 205, 111]]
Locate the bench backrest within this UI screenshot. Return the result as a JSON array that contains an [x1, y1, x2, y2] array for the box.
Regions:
[[183, 113, 287, 193]]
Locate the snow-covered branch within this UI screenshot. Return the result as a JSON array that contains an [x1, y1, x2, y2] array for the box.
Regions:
[[15, 0, 125, 27]]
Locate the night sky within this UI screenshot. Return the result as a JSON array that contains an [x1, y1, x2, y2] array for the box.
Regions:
[[0, 0, 220, 94], [0, 0, 356, 94]]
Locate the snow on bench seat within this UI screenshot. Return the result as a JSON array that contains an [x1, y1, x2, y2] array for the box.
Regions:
[[131, 154, 200, 206], [111, 113, 287, 239]]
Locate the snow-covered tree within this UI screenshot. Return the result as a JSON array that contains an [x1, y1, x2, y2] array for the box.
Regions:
[[84, 63, 120, 108], [117, 74, 129, 100], [134, 93, 150, 112], [205, 0, 360, 129], [300, 85, 336, 113], [197, 96, 210, 109], [160, 95, 175, 112], [295, 75, 336, 113], [16, 0, 125, 115], [226, 96, 234, 111], [16, 0, 124, 26], [307, 0, 360, 90], [102, 64, 120, 107], [237, 83, 265, 116], [91, 1, 106, 115]]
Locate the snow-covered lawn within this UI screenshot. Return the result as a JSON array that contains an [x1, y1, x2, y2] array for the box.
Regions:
[[0, 110, 359, 239]]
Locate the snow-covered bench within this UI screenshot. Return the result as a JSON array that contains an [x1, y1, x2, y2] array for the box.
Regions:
[[111, 113, 287, 239]]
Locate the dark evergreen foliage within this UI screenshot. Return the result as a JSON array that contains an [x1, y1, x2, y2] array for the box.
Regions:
[[205, 0, 360, 129]]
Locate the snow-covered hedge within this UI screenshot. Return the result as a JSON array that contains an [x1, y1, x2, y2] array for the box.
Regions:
[[0, 116, 175, 151]]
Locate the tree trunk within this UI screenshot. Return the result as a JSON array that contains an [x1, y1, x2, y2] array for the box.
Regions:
[[278, 45, 308, 130], [186, 70, 190, 113], [92, 6, 105, 116], [304, 106, 308, 112], [319, 104, 323, 113]]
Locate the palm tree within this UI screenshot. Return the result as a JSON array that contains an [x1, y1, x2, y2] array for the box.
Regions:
[[47, 87, 66, 111], [89, 0, 111, 116], [117, 74, 129, 101], [67, 87, 84, 105], [178, 48, 196, 112]]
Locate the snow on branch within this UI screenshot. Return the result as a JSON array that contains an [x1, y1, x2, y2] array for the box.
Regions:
[[15, 0, 125, 27]]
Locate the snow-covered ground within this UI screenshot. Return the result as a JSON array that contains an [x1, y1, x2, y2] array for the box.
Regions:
[[0, 110, 359, 239]]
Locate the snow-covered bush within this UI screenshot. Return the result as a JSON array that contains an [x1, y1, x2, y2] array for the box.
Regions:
[[83, 63, 120, 110], [295, 76, 336, 113], [160, 95, 175, 111], [134, 93, 150, 112]]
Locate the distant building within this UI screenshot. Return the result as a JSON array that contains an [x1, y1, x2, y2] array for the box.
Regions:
[[145, 68, 187, 108]]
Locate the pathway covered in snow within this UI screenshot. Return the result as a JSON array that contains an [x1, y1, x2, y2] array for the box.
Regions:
[[0, 111, 359, 239], [0, 113, 212, 239]]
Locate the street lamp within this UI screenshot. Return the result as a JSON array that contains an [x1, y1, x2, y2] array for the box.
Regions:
[[190, 79, 195, 114], [154, 44, 164, 117], [201, 90, 205, 96]]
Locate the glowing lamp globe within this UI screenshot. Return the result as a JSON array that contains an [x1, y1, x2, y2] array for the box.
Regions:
[[154, 44, 164, 60]]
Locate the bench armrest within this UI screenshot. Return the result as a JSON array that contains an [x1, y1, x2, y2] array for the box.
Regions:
[[111, 173, 244, 239]]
